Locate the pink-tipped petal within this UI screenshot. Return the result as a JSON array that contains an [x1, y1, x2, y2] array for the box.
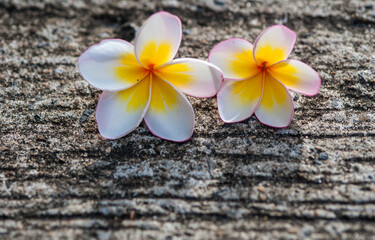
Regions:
[[208, 38, 261, 80], [78, 39, 146, 91], [144, 76, 194, 142], [156, 58, 223, 98], [135, 11, 182, 68], [253, 25, 297, 66], [268, 59, 321, 96], [255, 72, 294, 128], [217, 72, 263, 123], [95, 76, 151, 139]]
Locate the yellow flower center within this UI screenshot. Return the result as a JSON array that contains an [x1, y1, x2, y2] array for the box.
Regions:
[[115, 40, 191, 114], [255, 44, 285, 67], [139, 41, 173, 69]]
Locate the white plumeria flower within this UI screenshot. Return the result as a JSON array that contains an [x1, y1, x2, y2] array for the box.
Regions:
[[209, 25, 321, 128], [78, 11, 222, 142]]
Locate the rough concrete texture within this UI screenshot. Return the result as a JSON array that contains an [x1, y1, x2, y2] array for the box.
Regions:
[[0, 0, 375, 239]]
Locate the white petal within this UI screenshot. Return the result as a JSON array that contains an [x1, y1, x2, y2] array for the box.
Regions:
[[156, 58, 223, 98], [135, 11, 182, 68], [78, 39, 146, 91], [253, 25, 297, 66], [217, 72, 263, 122], [144, 76, 194, 142], [209, 38, 260, 80], [255, 73, 294, 128], [96, 76, 151, 139], [268, 59, 321, 96]]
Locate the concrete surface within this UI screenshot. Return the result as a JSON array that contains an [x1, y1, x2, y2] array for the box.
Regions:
[[0, 0, 375, 239]]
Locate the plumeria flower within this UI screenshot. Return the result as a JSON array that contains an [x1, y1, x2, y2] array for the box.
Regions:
[[78, 12, 222, 142], [209, 25, 321, 127]]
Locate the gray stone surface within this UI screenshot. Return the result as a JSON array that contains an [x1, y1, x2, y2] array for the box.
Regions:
[[0, 0, 375, 239]]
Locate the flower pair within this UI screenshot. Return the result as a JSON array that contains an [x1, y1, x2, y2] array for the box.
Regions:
[[78, 11, 321, 142]]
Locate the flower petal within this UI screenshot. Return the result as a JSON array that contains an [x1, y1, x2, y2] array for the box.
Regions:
[[135, 11, 182, 68], [156, 58, 223, 98], [217, 72, 263, 122], [253, 25, 296, 66], [78, 39, 147, 91], [255, 72, 294, 128], [208, 38, 261, 80], [144, 75, 194, 142], [268, 59, 321, 96], [95, 75, 151, 139]]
